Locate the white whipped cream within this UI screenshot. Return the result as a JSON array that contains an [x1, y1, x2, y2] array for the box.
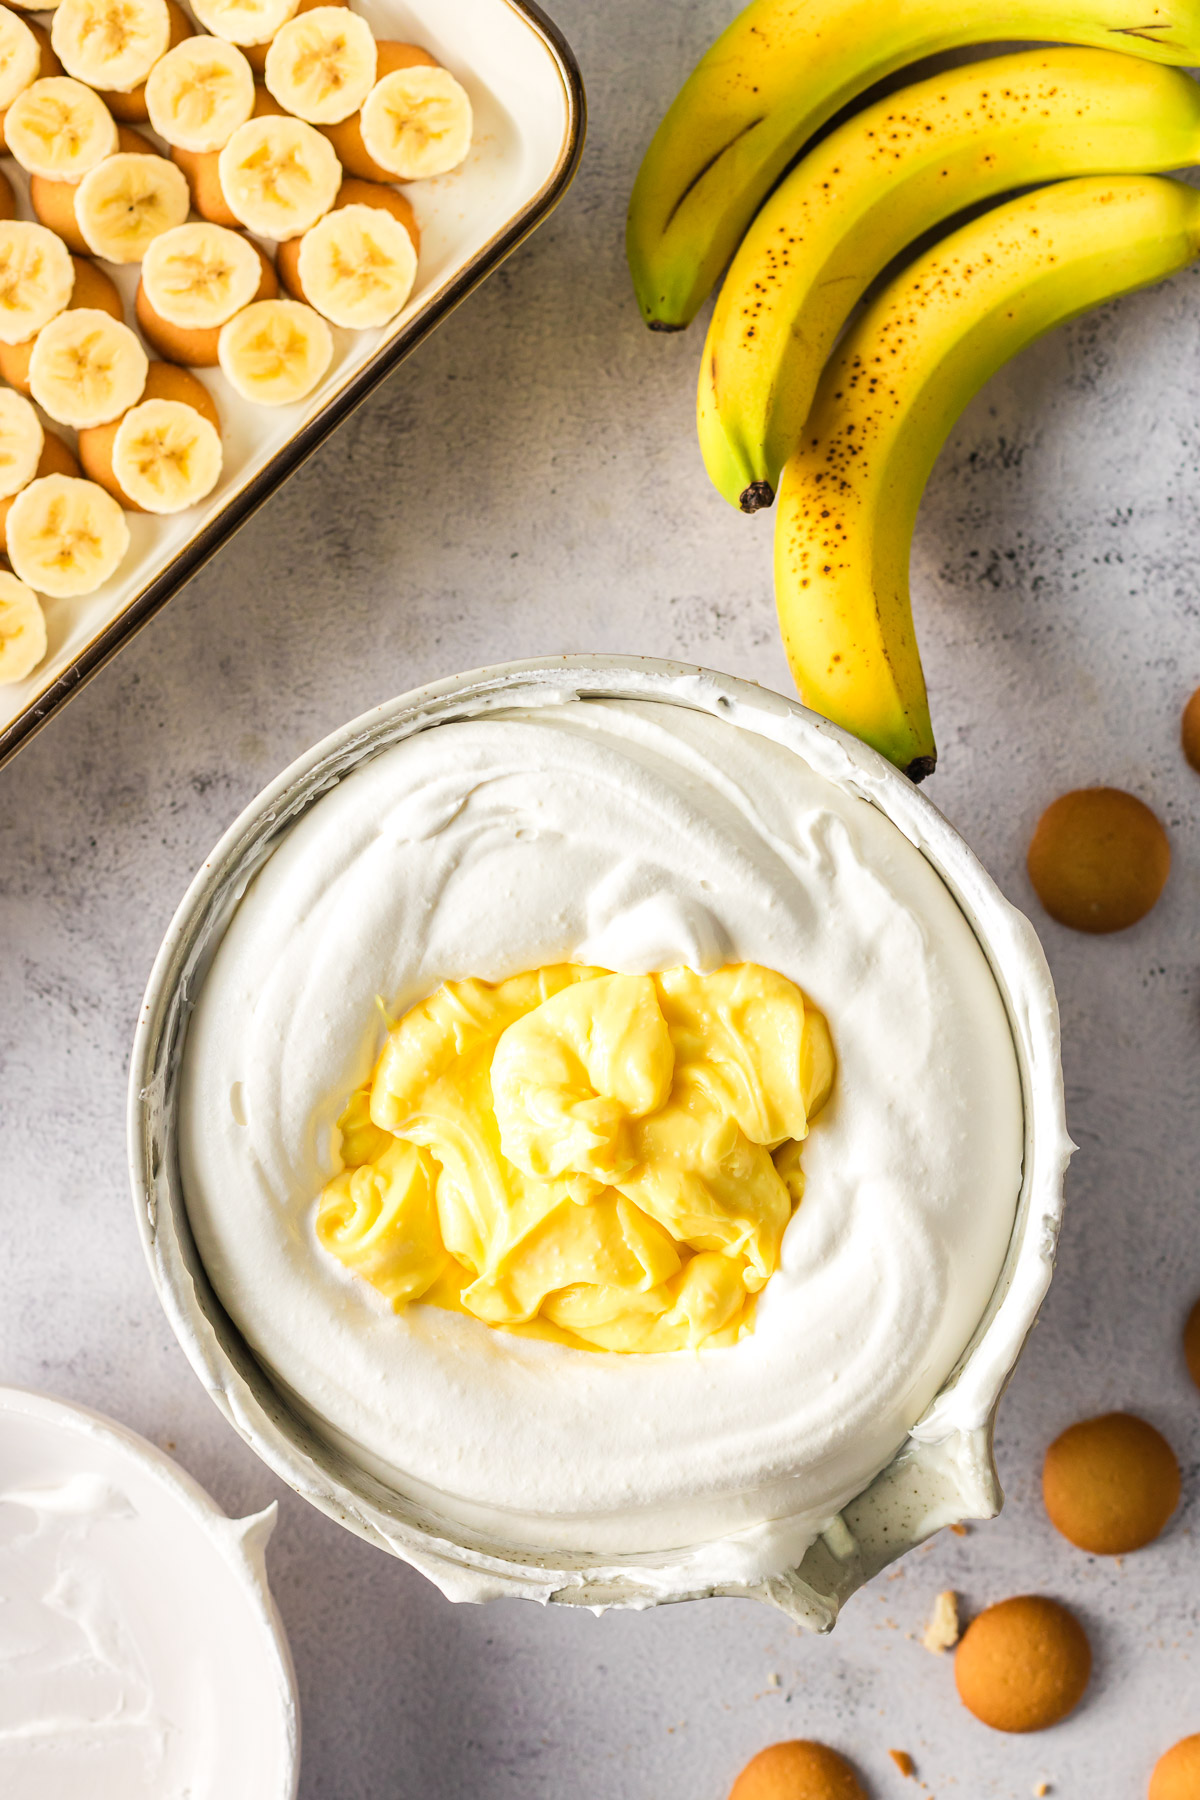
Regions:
[[0, 1388, 298, 1800], [179, 699, 1023, 1560]]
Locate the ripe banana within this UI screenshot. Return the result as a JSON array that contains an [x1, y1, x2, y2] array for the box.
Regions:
[[774, 175, 1200, 778], [627, 0, 1200, 330], [142, 221, 262, 327], [190, 0, 299, 47], [701, 49, 1200, 513], [0, 220, 75, 345]]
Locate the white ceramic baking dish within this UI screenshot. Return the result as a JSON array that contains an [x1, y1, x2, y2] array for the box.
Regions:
[[0, 0, 584, 768], [128, 656, 1072, 1625]]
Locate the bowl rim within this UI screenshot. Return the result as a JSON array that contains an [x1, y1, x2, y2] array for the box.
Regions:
[[127, 654, 1071, 1611]]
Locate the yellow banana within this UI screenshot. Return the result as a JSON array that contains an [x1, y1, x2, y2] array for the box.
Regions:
[[774, 176, 1200, 778], [627, 0, 1200, 330], [700, 48, 1200, 513]]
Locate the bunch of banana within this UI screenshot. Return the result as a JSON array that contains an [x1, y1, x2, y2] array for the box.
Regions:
[[628, 0, 1200, 775], [698, 49, 1200, 513], [627, 0, 1200, 329]]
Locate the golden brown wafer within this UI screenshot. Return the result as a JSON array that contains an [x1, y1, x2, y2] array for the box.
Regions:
[[1184, 1298, 1200, 1392], [1183, 687, 1200, 774], [1043, 1412, 1180, 1554], [955, 1595, 1091, 1733], [1027, 787, 1170, 932], [1151, 1734, 1200, 1800], [728, 1741, 867, 1800]]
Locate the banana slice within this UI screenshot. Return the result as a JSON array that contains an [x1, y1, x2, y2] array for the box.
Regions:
[[111, 397, 222, 511], [32, 124, 162, 254], [277, 174, 415, 294], [264, 5, 374, 124], [218, 296, 330, 404], [318, 41, 432, 182], [170, 80, 281, 222], [138, 237, 273, 365], [0, 254, 116, 390], [0, 221, 75, 345], [142, 220, 262, 328], [0, 387, 43, 498], [79, 359, 215, 503], [0, 571, 46, 684], [5, 76, 117, 178], [190, 0, 298, 48], [0, 7, 41, 111], [359, 64, 471, 180], [74, 151, 189, 262], [244, 0, 338, 73], [145, 34, 254, 152], [29, 307, 147, 428], [8, 474, 129, 597], [101, 0, 191, 123], [0, 427, 77, 546], [51, 0, 169, 94], [218, 113, 340, 239], [295, 201, 415, 328]]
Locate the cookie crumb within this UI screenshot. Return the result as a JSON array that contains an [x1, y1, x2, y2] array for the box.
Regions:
[[1034, 1783, 1050, 1797], [949, 1522, 968, 1537], [767, 1672, 781, 1688], [922, 1590, 959, 1654], [888, 1750, 915, 1777]]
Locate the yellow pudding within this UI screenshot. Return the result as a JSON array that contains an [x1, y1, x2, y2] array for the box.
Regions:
[[316, 961, 834, 1352]]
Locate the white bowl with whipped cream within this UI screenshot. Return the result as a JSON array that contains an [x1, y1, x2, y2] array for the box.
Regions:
[[0, 1385, 299, 1797], [129, 657, 1071, 1626]]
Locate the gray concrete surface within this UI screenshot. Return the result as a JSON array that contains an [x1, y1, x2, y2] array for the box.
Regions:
[[2, 3, 1198, 1795]]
